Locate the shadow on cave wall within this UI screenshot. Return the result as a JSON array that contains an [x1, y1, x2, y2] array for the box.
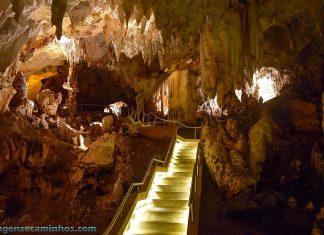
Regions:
[[76, 64, 136, 110]]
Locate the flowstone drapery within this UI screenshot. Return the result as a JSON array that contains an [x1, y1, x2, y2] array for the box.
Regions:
[[167, 70, 199, 123]]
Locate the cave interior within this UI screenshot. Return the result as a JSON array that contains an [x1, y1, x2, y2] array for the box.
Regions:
[[0, 0, 324, 234]]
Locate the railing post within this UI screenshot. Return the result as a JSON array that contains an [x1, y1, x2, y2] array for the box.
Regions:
[[194, 128, 197, 139]]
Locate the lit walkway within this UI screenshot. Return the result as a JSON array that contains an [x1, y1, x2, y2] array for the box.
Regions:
[[123, 139, 198, 235]]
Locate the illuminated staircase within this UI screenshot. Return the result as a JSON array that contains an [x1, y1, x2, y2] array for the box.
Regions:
[[123, 140, 198, 235]]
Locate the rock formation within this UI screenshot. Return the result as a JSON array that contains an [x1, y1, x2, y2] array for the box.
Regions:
[[37, 89, 62, 116], [248, 115, 273, 183], [201, 115, 255, 198], [81, 133, 115, 171], [0, 87, 16, 113]]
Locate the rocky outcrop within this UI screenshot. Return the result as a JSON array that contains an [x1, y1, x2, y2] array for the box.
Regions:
[[121, 119, 138, 137], [0, 86, 16, 113], [248, 116, 273, 183], [15, 99, 34, 117], [9, 72, 27, 108], [37, 89, 62, 116], [201, 117, 255, 199], [81, 133, 115, 170], [102, 115, 114, 132], [222, 92, 243, 117]]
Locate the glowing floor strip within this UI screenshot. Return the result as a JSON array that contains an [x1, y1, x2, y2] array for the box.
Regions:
[[123, 139, 198, 235]]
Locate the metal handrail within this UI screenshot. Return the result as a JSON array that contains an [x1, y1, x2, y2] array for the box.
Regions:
[[104, 111, 204, 234], [188, 143, 200, 207], [187, 141, 203, 234], [132, 111, 202, 139], [103, 135, 176, 235], [134, 111, 202, 129]]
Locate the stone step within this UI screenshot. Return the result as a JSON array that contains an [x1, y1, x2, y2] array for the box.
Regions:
[[148, 191, 189, 200], [168, 167, 193, 173], [158, 177, 192, 185], [136, 210, 187, 223], [169, 162, 194, 167], [166, 171, 193, 177], [152, 184, 189, 192], [170, 159, 195, 163], [123, 139, 198, 235], [151, 199, 188, 208], [172, 156, 196, 160], [133, 221, 187, 233]]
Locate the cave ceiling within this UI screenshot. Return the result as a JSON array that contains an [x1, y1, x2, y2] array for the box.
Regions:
[[0, 0, 323, 102]]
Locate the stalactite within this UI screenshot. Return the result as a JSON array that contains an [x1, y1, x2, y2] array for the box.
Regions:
[[51, 0, 68, 40], [11, 0, 25, 22], [102, 5, 162, 67], [248, 0, 263, 64]]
